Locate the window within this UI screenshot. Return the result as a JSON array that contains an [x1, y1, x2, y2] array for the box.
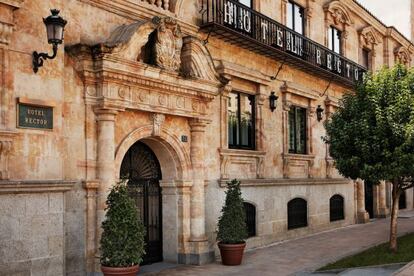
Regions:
[[289, 106, 307, 154], [228, 92, 255, 149], [288, 198, 307, 230], [243, 202, 256, 237], [286, 1, 305, 35], [330, 195, 345, 222], [399, 191, 407, 210], [237, 0, 252, 8], [362, 48, 370, 69], [328, 26, 341, 54]]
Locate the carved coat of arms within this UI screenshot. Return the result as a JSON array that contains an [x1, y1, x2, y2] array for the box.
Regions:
[[155, 17, 183, 71]]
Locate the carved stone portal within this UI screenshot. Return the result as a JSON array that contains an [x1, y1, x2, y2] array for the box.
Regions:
[[154, 17, 183, 71]]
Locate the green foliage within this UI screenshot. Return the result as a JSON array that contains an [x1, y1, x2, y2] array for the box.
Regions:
[[318, 232, 414, 271], [324, 64, 414, 185], [217, 179, 248, 244], [100, 181, 145, 267]]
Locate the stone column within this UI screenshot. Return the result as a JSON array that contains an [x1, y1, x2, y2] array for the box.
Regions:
[[189, 118, 208, 241], [186, 118, 213, 265], [356, 179, 370, 223], [94, 108, 118, 254], [377, 181, 389, 218]]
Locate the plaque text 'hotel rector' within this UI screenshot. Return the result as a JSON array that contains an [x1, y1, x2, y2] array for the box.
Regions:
[[18, 103, 53, 130]]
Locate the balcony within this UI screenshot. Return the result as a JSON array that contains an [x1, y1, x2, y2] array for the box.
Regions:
[[200, 0, 366, 87]]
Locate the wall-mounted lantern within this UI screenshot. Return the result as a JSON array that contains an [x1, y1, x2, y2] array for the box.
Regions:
[[316, 105, 324, 122], [269, 91, 278, 112], [33, 9, 67, 73]]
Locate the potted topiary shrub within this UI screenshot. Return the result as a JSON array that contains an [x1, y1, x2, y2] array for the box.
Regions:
[[217, 179, 248, 265], [100, 180, 145, 276]]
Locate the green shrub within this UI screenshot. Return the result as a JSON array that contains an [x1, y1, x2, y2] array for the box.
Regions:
[[217, 179, 248, 244], [100, 180, 145, 267]]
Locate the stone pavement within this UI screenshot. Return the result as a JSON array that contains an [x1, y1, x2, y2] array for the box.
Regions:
[[143, 211, 414, 276], [394, 260, 414, 276]]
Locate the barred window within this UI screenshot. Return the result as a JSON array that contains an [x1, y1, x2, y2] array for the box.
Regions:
[[243, 202, 256, 237], [330, 195, 345, 222], [288, 198, 307, 230]]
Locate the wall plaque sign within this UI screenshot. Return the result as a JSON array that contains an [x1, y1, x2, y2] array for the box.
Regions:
[[17, 103, 53, 130]]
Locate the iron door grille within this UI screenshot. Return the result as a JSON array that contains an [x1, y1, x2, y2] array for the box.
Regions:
[[243, 202, 256, 237], [287, 198, 307, 230], [330, 195, 345, 222], [120, 141, 163, 265]]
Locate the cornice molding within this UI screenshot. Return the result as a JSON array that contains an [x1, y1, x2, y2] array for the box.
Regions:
[[214, 60, 271, 86], [0, 0, 24, 9], [218, 178, 350, 187], [0, 180, 77, 194]]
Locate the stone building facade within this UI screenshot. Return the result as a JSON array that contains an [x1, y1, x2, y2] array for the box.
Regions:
[[0, 0, 413, 275]]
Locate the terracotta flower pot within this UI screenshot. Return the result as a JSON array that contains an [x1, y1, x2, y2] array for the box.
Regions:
[[218, 242, 246, 265], [101, 264, 140, 276]]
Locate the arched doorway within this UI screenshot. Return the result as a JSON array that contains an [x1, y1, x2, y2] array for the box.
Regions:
[[120, 141, 163, 265]]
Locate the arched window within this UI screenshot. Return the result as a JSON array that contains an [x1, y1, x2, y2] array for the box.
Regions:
[[330, 195, 345, 222], [399, 191, 407, 210], [243, 202, 256, 237], [288, 198, 307, 230]]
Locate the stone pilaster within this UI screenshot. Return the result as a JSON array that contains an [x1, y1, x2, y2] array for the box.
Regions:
[[0, 2, 23, 179], [356, 179, 370, 223], [82, 180, 100, 273], [0, 130, 16, 180], [94, 108, 118, 260], [186, 118, 214, 265], [377, 181, 389, 218], [189, 118, 208, 241]]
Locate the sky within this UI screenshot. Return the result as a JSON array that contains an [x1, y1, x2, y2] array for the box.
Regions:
[[357, 0, 411, 39]]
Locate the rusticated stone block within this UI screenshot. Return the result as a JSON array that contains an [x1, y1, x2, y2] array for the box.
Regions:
[[25, 194, 48, 217]]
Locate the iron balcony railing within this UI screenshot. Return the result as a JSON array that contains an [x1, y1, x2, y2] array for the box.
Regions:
[[200, 0, 366, 86]]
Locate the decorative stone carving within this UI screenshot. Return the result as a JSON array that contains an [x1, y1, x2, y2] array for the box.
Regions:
[[0, 22, 13, 45], [151, 113, 165, 136], [394, 46, 411, 66], [67, 16, 222, 120], [143, 0, 170, 10], [181, 36, 222, 82], [0, 0, 24, 44], [154, 17, 183, 71], [219, 149, 266, 179], [282, 154, 315, 179], [359, 26, 381, 47], [324, 1, 353, 26]]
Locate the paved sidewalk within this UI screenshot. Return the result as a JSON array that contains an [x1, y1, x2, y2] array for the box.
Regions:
[[145, 211, 414, 276], [394, 260, 414, 276]]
